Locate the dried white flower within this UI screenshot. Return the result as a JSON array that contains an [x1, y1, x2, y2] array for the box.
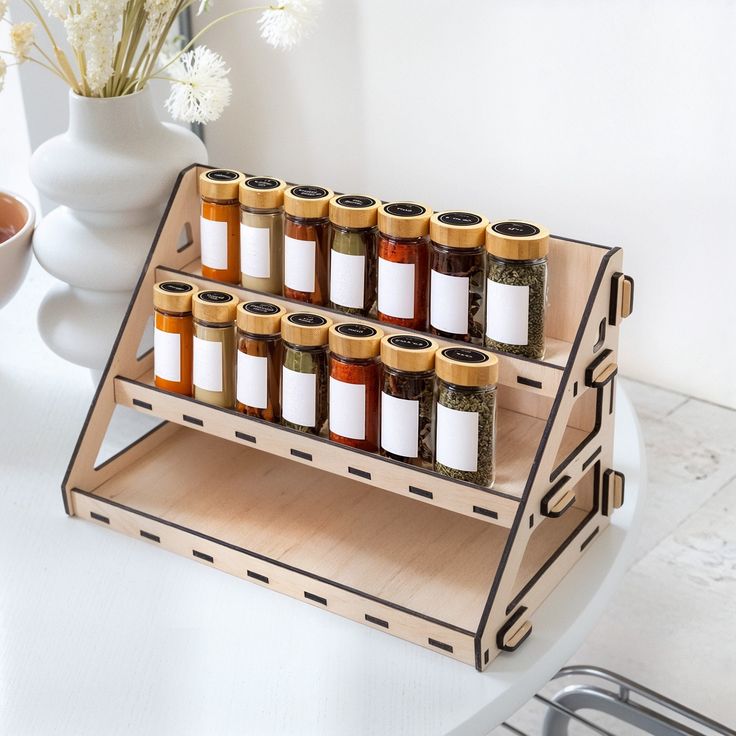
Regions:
[[258, 0, 321, 50], [64, 0, 127, 94], [10, 22, 35, 62], [0, 56, 7, 93], [197, 0, 212, 16], [40, 0, 69, 19], [145, 0, 177, 47], [164, 45, 231, 124], [0, 0, 9, 21]]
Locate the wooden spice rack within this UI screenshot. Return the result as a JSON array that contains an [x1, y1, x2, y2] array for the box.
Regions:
[[63, 164, 635, 670]]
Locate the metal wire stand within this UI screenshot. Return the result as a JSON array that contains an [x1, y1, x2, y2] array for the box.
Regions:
[[498, 666, 735, 736]]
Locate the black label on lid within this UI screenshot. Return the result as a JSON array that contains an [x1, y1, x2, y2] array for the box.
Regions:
[[438, 211, 483, 227], [335, 323, 377, 338], [244, 301, 281, 315], [198, 290, 234, 303], [245, 177, 281, 190], [384, 202, 426, 217], [442, 347, 489, 363], [336, 195, 377, 208], [288, 313, 327, 327], [388, 334, 432, 350], [492, 221, 540, 238], [159, 281, 193, 293], [291, 186, 329, 199], [206, 169, 240, 181]]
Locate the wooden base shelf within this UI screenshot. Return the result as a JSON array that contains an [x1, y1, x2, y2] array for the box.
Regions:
[[63, 164, 634, 670]]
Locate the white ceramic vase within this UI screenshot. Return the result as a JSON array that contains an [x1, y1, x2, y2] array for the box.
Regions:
[[30, 87, 207, 374]]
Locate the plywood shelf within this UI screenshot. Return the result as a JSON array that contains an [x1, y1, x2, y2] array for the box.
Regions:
[[63, 164, 633, 670]]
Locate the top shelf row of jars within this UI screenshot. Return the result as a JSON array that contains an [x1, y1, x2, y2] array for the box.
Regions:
[[199, 169, 550, 360]]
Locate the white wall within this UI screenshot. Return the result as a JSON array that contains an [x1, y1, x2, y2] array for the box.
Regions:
[[197, 0, 736, 408]]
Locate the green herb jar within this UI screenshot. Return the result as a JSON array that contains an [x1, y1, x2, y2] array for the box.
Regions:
[[484, 221, 550, 359], [280, 312, 333, 435], [328, 195, 379, 316], [434, 346, 498, 487], [379, 334, 439, 467], [429, 210, 489, 345]]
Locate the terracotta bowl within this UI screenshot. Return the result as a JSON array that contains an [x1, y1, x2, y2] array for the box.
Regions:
[[0, 191, 35, 309]]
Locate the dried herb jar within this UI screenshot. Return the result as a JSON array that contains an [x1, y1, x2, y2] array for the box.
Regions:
[[199, 169, 245, 284], [379, 333, 438, 467], [283, 185, 334, 305], [280, 312, 333, 435], [434, 346, 498, 487], [153, 280, 194, 396], [236, 300, 286, 422], [429, 211, 489, 344], [328, 322, 384, 451], [192, 289, 238, 408], [376, 201, 433, 331], [328, 195, 379, 316], [484, 221, 550, 359], [239, 176, 286, 294]]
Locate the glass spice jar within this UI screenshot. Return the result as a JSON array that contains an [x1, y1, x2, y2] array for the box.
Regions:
[[153, 280, 195, 396], [239, 176, 286, 294], [328, 322, 384, 451], [429, 210, 489, 345], [328, 195, 379, 316], [235, 300, 286, 422], [484, 221, 550, 359], [280, 312, 333, 435], [434, 346, 498, 487], [379, 333, 438, 467], [376, 201, 433, 331], [283, 185, 334, 305], [199, 168, 245, 284], [192, 289, 238, 408]]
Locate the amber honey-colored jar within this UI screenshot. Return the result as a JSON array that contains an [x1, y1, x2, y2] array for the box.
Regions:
[[236, 300, 286, 422], [153, 280, 195, 395], [199, 168, 244, 284]]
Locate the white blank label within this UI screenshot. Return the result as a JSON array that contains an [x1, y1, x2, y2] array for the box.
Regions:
[[200, 216, 228, 270], [486, 279, 530, 345], [193, 336, 223, 392], [380, 392, 419, 457], [329, 377, 365, 440], [330, 250, 365, 308], [154, 328, 181, 382], [282, 366, 316, 427], [430, 270, 470, 335], [378, 258, 415, 319], [237, 351, 268, 409], [284, 236, 316, 293], [436, 402, 479, 472], [240, 224, 271, 278]]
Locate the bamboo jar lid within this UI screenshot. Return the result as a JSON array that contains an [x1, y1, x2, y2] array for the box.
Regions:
[[281, 312, 333, 347], [435, 346, 498, 387], [329, 322, 384, 359], [199, 169, 244, 201], [153, 280, 195, 312], [378, 202, 433, 239], [486, 221, 550, 260], [193, 289, 238, 323], [380, 333, 438, 372], [236, 300, 286, 335], [284, 185, 334, 219], [329, 195, 380, 229], [239, 176, 287, 210], [430, 211, 489, 249]]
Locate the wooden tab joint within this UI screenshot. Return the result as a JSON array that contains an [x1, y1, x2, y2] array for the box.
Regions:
[[609, 272, 635, 326], [602, 468, 625, 515], [585, 349, 618, 389], [541, 476, 575, 518], [497, 606, 532, 652]]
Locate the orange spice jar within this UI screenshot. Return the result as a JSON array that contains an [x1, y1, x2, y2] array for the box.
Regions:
[[153, 280, 195, 395], [199, 168, 244, 284]]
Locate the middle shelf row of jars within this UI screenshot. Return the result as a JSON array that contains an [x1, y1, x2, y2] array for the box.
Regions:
[[154, 280, 499, 487], [199, 169, 550, 359]]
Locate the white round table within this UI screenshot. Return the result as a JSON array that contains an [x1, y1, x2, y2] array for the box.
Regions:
[[0, 262, 645, 736]]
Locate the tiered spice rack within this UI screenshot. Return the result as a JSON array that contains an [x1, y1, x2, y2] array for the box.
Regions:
[[63, 164, 634, 670]]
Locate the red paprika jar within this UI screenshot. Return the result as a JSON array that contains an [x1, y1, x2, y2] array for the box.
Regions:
[[328, 322, 384, 452], [376, 201, 433, 331]]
